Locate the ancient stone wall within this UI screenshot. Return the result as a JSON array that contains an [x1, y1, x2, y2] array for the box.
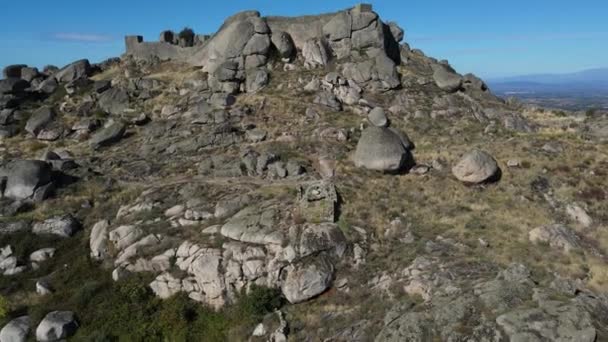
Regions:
[[124, 4, 381, 65], [124, 35, 204, 62]]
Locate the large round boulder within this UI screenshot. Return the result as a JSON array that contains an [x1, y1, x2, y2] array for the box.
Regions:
[[54, 59, 91, 83], [281, 256, 334, 304], [25, 106, 55, 136], [452, 149, 499, 184], [353, 126, 412, 172], [32, 215, 81, 238], [35, 311, 78, 342], [0, 78, 30, 95], [368, 107, 388, 127], [0, 160, 54, 200], [0, 316, 30, 342], [3, 65, 27, 79], [432, 64, 462, 93]]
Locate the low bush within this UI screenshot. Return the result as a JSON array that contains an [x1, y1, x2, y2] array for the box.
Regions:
[[0, 295, 9, 320], [178, 27, 195, 46]]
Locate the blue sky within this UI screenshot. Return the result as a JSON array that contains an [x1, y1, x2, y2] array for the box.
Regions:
[[0, 0, 606, 78]]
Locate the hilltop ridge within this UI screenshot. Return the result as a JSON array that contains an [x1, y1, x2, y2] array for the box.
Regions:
[[0, 4, 607, 341]]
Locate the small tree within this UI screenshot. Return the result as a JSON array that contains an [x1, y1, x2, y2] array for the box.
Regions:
[[178, 27, 195, 47]]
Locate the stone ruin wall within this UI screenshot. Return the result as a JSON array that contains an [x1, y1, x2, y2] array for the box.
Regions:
[[123, 5, 372, 63], [124, 36, 203, 62], [124, 28, 211, 62]]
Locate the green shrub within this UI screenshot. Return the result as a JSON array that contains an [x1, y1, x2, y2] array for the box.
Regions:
[[237, 285, 284, 317], [0, 295, 9, 320], [178, 27, 195, 46]]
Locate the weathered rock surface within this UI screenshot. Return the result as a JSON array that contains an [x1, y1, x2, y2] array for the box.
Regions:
[[109, 225, 144, 251], [54, 59, 91, 83], [271, 31, 295, 59], [89, 122, 126, 149], [32, 215, 81, 237], [496, 301, 596, 341], [220, 205, 282, 245], [0, 4, 606, 342], [302, 39, 331, 68], [25, 107, 55, 136], [98, 87, 130, 115]]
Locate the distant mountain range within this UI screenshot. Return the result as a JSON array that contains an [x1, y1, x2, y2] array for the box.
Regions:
[[487, 68, 608, 95]]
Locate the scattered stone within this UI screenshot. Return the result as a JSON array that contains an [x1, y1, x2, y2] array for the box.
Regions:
[[246, 128, 267, 143], [432, 64, 462, 92], [150, 272, 183, 299], [281, 256, 334, 304], [313, 91, 342, 111], [164, 205, 185, 218], [90, 220, 110, 260], [0, 160, 54, 201], [32, 215, 80, 238], [271, 31, 295, 60], [246, 69, 269, 93], [3, 65, 27, 79], [209, 93, 236, 107], [368, 107, 388, 127], [220, 205, 282, 245], [93, 80, 111, 93], [252, 323, 266, 337], [529, 224, 580, 253], [302, 39, 330, 68], [299, 223, 347, 258], [30, 248, 56, 269], [566, 203, 592, 227], [109, 225, 144, 251], [410, 164, 430, 175], [0, 221, 30, 235], [506, 159, 520, 168], [496, 301, 596, 342], [36, 280, 54, 295], [89, 122, 126, 149], [37, 78, 58, 94], [542, 141, 563, 154], [0, 316, 31, 342], [54, 59, 91, 83], [25, 107, 55, 136], [452, 149, 499, 184], [98, 87, 130, 115]]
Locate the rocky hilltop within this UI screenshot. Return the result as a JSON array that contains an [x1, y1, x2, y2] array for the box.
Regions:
[[0, 4, 607, 341]]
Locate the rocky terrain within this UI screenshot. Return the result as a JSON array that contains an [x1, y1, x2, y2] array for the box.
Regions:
[[1, 3, 608, 341]]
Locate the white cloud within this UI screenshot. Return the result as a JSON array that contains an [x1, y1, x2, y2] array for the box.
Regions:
[[51, 32, 115, 42]]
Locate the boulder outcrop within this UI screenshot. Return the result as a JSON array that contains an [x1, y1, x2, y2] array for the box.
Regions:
[[354, 126, 413, 172]]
